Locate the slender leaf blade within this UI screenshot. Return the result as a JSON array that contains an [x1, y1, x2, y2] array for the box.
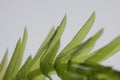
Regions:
[[56, 12, 95, 64], [3, 38, 21, 80], [70, 29, 103, 63], [14, 56, 32, 80], [12, 27, 28, 77], [40, 16, 66, 79], [56, 28, 103, 65], [29, 27, 56, 79], [3, 28, 28, 80], [30, 27, 55, 71], [0, 49, 8, 80], [85, 36, 120, 64]]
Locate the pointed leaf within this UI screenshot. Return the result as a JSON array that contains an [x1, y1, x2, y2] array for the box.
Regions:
[[85, 36, 120, 64], [56, 29, 103, 64], [40, 16, 66, 78], [0, 49, 8, 80], [3, 28, 27, 80], [3, 38, 21, 80], [14, 56, 32, 80], [56, 12, 95, 64], [30, 27, 55, 71], [70, 29, 103, 63]]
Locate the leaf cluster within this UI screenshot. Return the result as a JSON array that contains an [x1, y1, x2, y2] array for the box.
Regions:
[[0, 12, 120, 80]]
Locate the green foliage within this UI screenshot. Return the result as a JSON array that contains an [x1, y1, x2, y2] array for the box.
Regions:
[[0, 12, 120, 80]]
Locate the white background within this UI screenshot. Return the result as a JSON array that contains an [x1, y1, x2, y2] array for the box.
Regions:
[[0, 0, 120, 79]]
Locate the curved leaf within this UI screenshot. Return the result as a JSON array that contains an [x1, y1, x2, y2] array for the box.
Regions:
[[0, 49, 8, 80], [56, 12, 95, 64], [40, 15, 66, 79], [3, 28, 27, 80], [85, 36, 120, 64]]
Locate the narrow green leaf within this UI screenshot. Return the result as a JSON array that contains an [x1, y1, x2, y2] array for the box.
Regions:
[[0, 49, 8, 80], [30, 27, 55, 71], [13, 27, 28, 77], [85, 36, 120, 64], [56, 12, 95, 64], [40, 40, 60, 79], [27, 28, 55, 80], [3, 28, 28, 80], [56, 29, 103, 64], [3, 38, 21, 80], [70, 29, 103, 63], [29, 27, 56, 79], [40, 15, 66, 62], [40, 16, 66, 79], [41, 40, 60, 64], [14, 56, 32, 80]]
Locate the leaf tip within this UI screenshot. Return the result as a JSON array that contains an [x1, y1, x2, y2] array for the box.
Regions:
[[91, 12, 95, 19], [63, 14, 67, 23]]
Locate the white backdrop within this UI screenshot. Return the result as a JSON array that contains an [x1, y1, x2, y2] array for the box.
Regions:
[[0, 0, 120, 79]]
